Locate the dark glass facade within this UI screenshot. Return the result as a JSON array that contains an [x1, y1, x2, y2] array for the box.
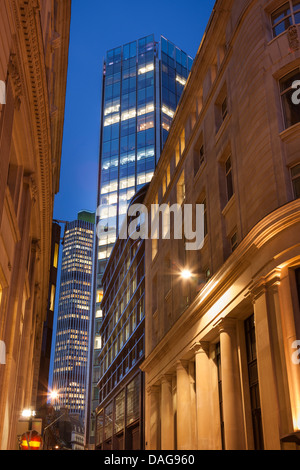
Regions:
[[88, 35, 193, 447], [52, 212, 94, 419]]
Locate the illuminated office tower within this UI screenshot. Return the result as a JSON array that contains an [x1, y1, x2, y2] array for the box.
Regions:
[[52, 211, 95, 420], [86, 35, 193, 447]]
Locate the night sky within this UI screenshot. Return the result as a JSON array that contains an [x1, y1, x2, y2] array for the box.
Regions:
[[49, 0, 216, 388], [53, 0, 216, 223]]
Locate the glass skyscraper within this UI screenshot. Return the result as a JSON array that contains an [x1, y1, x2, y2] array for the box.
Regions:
[[86, 34, 192, 447], [52, 211, 95, 419]]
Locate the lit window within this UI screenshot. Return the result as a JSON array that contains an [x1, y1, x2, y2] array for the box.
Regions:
[[177, 171, 186, 205], [137, 103, 154, 116], [50, 285, 56, 312], [291, 164, 300, 198], [103, 114, 120, 127], [53, 243, 59, 268], [162, 105, 175, 118], [138, 63, 154, 75], [121, 108, 136, 121], [176, 75, 187, 86], [271, 1, 300, 38]]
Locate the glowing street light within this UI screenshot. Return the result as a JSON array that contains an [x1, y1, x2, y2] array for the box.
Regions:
[[49, 390, 59, 402], [181, 269, 192, 280]]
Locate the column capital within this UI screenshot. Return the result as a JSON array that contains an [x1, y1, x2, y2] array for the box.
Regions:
[[249, 269, 282, 302], [176, 359, 189, 372], [215, 317, 237, 334], [146, 385, 160, 396], [160, 374, 173, 385], [190, 341, 210, 356]]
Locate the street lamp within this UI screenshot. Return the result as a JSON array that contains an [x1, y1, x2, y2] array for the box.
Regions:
[[181, 269, 192, 280], [49, 390, 58, 402]]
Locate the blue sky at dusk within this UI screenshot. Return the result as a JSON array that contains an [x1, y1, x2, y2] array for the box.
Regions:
[[53, 0, 216, 223]]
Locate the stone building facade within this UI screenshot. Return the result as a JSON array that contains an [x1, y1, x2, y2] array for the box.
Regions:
[[0, 0, 71, 450], [141, 0, 300, 451]]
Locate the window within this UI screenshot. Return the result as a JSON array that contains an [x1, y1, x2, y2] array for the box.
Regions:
[[225, 156, 234, 202], [271, 1, 300, 38], [194, 142, 205, 176], [221, 96, 228, 121], [230, 232, 238, 252], [296, 268, 300, 307], [215, 85, 228, 132], [177, 171, 186, 205], [152, 274, 158, 314], [280, 69, 300, 128], [152, 239, 158, 261], [216, 343, 225, 450], [53, 243, 59, 268], [291, 164, 300, 198], [245, 315, 264, 450], [200, 198, 208, 237]]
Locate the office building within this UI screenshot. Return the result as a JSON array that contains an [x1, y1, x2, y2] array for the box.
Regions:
[[52, 211, 95, 420], [0, 0, 71, 450], [141, 0, 300, 451], [95, 184, 148, 450], [86, 34, 193, 447]]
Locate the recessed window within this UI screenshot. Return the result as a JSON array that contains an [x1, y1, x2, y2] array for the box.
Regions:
[[225, 156, 234, 202], [291, 164, 300, 198], [271, 1, 300, 38], [215, 85, 228, 133], [244, 315, 264, 450], [177, 171, 186, 205], [280, 69, 300, 128], [215, 343, 225, 450], [231, 232, 238, 252], [201, 198, 208, 237], [194, 143, 205, 176], [221, 96, 228, 121], [296, 268, 300, 307]]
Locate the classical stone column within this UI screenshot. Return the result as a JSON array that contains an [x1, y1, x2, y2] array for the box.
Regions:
[[219, 318, 245, 450], [146, 385, 160, 450], [252, 282, 282, 450], [192, 342, 213, 449], [176, 360, 193, 450], [161, 375, 174, 450]]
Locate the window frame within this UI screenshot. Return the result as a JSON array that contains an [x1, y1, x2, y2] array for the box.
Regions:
[[279, 68, 300, 129], [225, 155, 234, 202], [271, 1, 300, 38], [291, 163, 300, 198]]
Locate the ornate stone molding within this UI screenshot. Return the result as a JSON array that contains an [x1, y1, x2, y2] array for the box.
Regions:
[[7, 52, 22, 109], [24, 174, 38, 204], [288, 25, 300, 52]]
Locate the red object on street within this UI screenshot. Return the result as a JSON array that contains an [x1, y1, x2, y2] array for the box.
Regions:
[[20, 431, 43, 450]]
